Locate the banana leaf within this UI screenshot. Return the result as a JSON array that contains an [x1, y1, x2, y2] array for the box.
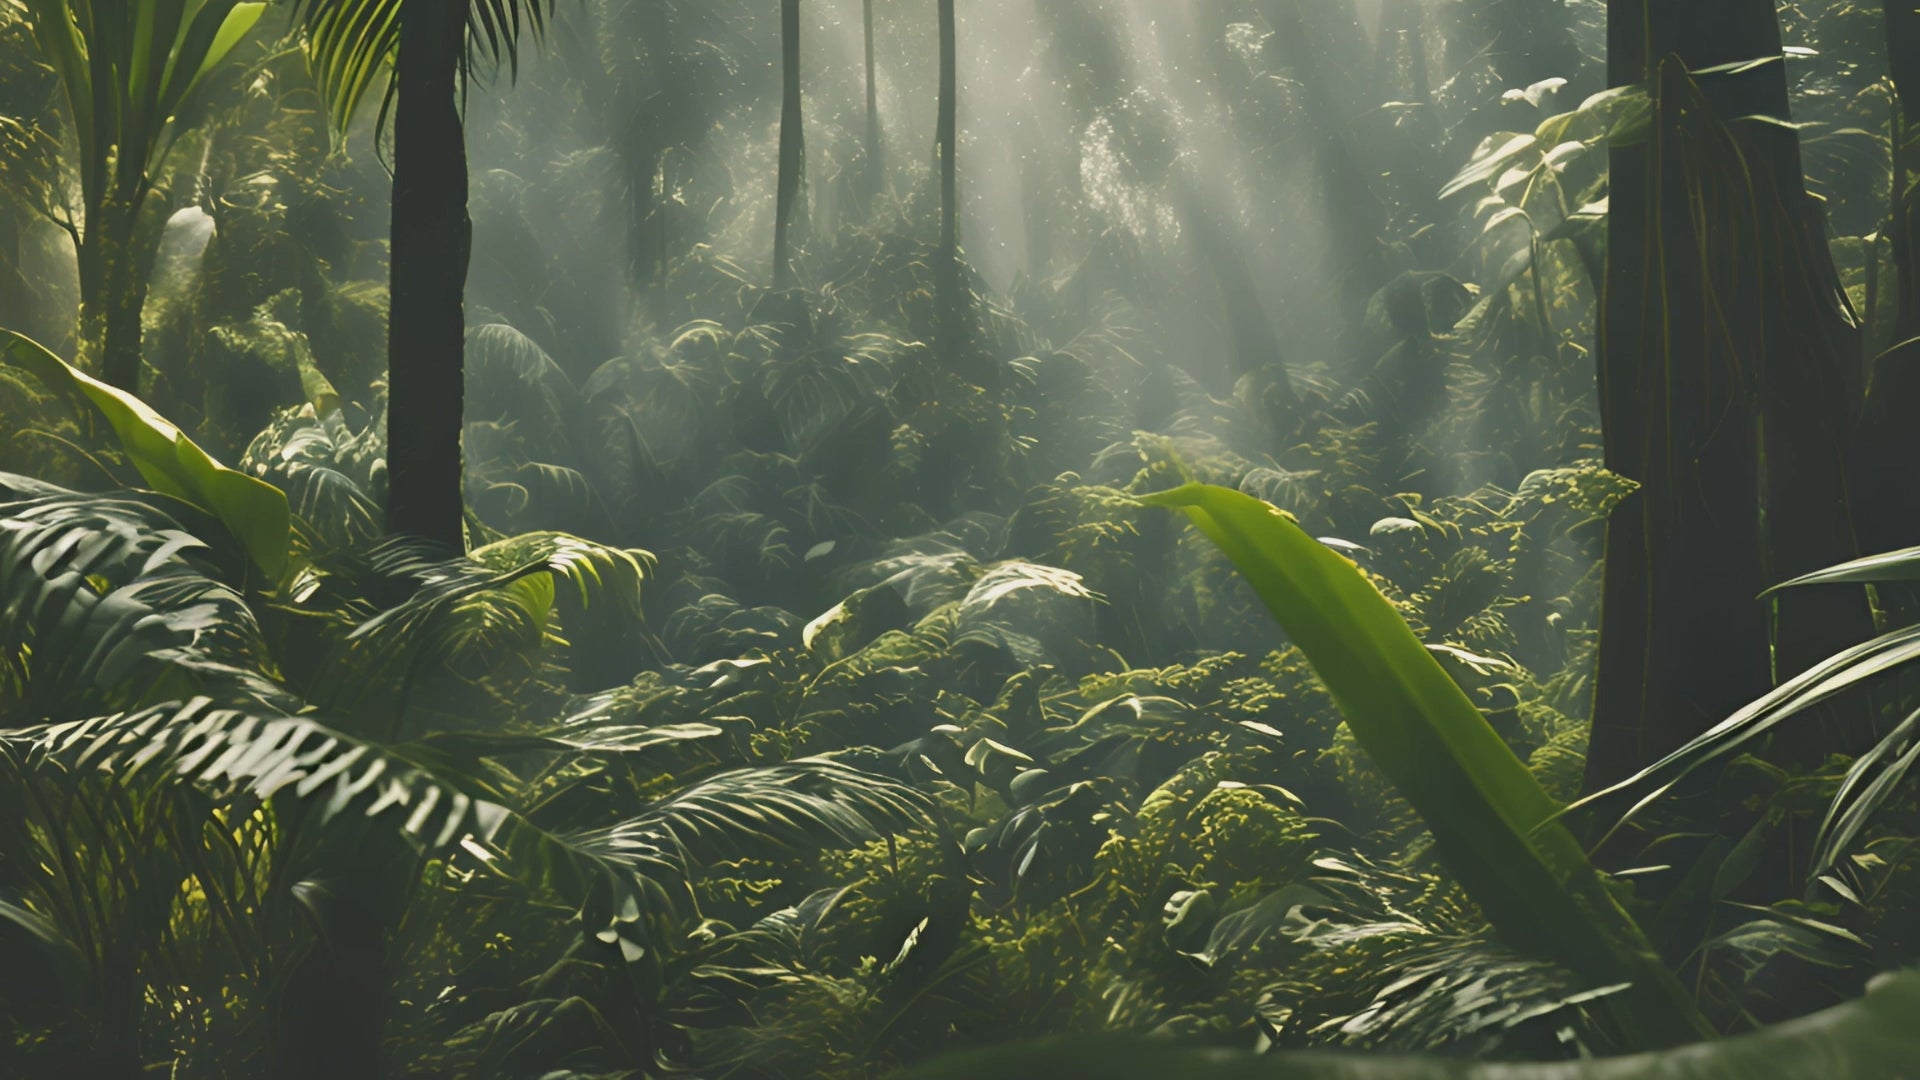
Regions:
[[1, 330, 291, 578]]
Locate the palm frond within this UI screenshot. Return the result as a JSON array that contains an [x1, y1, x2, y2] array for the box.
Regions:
[[292, 0, 556, 137], [0, 474, 287, 721]]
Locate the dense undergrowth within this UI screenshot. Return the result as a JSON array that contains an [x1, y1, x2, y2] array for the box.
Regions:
[[4, 0, 1920, 1077]]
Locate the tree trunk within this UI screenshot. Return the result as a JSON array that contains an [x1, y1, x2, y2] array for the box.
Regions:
[[1266, 0, 1389, 337], [773, 0, 804, 290], [76, 191, 154, 392], [385, 0, 470, 549], [1372, 0, 1430, 105], [863, 0, 882, 204], [1585, 0, 1869, 792], [934, 0, 969, 373], [1854, 0, 1920, 557]]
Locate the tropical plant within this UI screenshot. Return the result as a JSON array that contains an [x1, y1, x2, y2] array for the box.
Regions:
[[1141, 482, 1706, 1047], [292, 0, 558, 547], [12, 0, 267, 390], [6, 0, 1920, 1075]]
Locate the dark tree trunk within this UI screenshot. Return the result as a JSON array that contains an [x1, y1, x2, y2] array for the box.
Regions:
[[1585, 0, 1869, 793], [1854, 0, 1920, 556], [385, 0, 470, 550], [774, 0, 804, 289], [76, 188, 156, 392], [862, 0, 882, 204], [934, 0, 968, 372]]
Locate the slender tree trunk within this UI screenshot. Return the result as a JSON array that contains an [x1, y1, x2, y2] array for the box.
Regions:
[[1171, 173, 1297, 413], [773, 0, 804, 290], [76, 187, 154, 392], [862, 0, 882, 203], [934, 0, 968, 373], [1585, 0, 1869, 792], [1266, 0, 1389, 336], [386, 0, 469, 549], [1372, 0, 1430, 105]]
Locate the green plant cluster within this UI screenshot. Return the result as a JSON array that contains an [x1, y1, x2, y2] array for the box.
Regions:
[[3, 0, 1920, 1077]]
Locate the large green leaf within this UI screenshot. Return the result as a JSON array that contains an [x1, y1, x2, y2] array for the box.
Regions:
[[1, 331, 291, 579], [893, 969, 1920, 1079], [0, 474, 289, 721], [1138, 483, 1707, 1048]]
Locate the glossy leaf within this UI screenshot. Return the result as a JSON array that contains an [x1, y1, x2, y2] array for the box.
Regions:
[[1, 331, 291, 579]]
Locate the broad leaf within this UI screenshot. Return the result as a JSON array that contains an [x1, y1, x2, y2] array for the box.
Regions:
[[1, 331, 291, 579]]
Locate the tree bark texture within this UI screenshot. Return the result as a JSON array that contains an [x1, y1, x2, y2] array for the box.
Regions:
[[1586, 0, 1870, 792], [385, 0, 471, 549]]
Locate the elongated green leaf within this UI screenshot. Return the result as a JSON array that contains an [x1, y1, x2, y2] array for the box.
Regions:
[[1138, 483, 1708, 1048], [419, 722, 724, 758], [1574, 623, 1920, 834], [4, 698, 926, 965], [1809, 702, 1920, 881], [894, 969, 1920, 1080], [1, 331, 291, 578], [1765, 545, 1920, 592], [164, 2, 267, 115]]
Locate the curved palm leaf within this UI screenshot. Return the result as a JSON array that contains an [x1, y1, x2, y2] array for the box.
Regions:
[[292, 0, 556, 137], [2, 697, 931, 962], [0, 473, 287, 721], [1140, 482, 1707, 1047], [1577, 544, 1920, 883]]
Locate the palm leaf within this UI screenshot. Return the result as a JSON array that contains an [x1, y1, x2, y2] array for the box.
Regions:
[[0, 474, 288, 721], [292, 0, 555, 138], [2, 698, 929, 962]]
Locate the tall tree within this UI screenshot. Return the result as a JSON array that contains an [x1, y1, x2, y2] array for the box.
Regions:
[[1264, 0, 1390, 337], [933, 0, 968, 373], [1853, 0, 1920, 557], [862, 0, 882, 203], [773, 0, 804, 289], [296, 0, 554, 550], [19, 0, 266, 390], [1585, 0, 1870, 791]]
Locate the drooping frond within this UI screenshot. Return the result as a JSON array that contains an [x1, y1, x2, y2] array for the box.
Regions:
[[0, 474, 288, 722], [291, 0, 557, 137]]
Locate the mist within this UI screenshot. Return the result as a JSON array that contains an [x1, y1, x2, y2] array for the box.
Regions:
[[3, 1, 1913, 1075]]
